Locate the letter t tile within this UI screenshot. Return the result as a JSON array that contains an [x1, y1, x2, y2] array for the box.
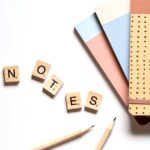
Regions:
[[43, 74, 63, 97]]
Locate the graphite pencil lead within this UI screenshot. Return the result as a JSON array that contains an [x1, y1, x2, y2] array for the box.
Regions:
[[90, 125, 95, 128], [113, 117, 116, 122]]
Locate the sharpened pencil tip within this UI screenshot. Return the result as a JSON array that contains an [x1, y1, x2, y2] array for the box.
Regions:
[[113, 117, 116, 122], [90, 125, 95, 128]]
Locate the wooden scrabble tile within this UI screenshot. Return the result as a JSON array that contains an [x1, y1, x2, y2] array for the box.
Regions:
[[43, 74, 63, 97], [85, 91, 103, 113], [3, 66, 20, 85], [32, 60, 51, 82], [65, 92, 82, 112]]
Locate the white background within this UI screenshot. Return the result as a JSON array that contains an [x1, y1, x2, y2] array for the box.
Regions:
[[0, 0, 150, 150]]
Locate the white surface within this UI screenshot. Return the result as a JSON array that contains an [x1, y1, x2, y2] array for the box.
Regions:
[[0, 0, 150, 150]]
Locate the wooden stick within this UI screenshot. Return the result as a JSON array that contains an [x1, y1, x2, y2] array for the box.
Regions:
[[33, 125, 94, 150], [96, 117, 116, 150]]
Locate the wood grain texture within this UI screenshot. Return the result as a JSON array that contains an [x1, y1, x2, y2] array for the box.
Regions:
[[32, 126, 92, 150], [96, 119, 115, 150], [43, 74, 63, 97], [85, 91, 103, 113], [32, 60, 51, 82], [3, 66, 20, 85], [65, 92, 82, 112]]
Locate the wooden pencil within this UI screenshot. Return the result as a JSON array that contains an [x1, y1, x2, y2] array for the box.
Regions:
[[96, 117, 116, 150], [33, 125, 94, 150]]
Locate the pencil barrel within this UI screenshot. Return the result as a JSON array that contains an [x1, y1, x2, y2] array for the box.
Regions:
[[95, 129, 111, 150], [32, 129, 89, 150]]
